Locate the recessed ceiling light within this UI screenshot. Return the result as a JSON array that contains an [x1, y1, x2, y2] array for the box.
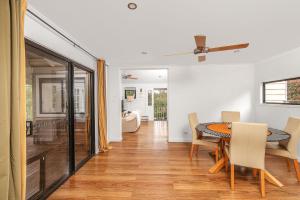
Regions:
[[128, 3, 137, 10]]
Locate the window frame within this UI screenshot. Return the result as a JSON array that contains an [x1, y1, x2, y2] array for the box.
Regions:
[[262, 77, 300, 105]]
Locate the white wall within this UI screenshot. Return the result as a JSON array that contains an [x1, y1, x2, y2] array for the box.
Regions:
[[107, 66, 122, 141], [25, 9, 96, 69], [107, 64, 255, 142], [168, 64, 255, 142], [254, 47, 300, 159], [122, 83, 167, 120], [25, 8, 99, 152]]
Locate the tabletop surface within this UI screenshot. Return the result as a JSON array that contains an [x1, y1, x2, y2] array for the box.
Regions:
[[196, 122, 291, 142]]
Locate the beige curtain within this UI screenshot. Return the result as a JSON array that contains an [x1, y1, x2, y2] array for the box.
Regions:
[[0, 0, 27, 199], [97, 59, 110, 152]]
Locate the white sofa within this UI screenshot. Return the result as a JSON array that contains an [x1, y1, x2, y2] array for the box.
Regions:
[[122, 111, 141, 133]]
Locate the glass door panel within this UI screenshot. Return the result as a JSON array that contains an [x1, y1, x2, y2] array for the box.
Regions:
[[73, 66, 92, 167], [154, 88, 167, 121], [25, 45, 69, 199]]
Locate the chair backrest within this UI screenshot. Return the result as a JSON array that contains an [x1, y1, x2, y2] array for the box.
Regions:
[[230, 122, 268, 170], [282, 117, 300, 158], [188, 112, 199, 142], [222, 111, 240, 123]]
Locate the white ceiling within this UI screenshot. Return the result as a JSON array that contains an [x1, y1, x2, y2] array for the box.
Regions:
[[122, 69, 167, 84], [28, 0, 300, 66]]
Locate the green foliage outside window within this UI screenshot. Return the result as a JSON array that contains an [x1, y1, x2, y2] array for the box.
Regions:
[[287, 79, 300, 104], [154, 89, 167, 120]]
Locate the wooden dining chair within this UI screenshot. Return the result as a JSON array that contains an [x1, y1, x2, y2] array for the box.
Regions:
[[266, 117, 300, 182], [224, 122, 268, 197], [188, 112, 219, 161], [221, 111, 240, 123]]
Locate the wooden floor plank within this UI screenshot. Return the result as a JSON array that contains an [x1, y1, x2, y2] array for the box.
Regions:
[[49, 121, 300, 199]]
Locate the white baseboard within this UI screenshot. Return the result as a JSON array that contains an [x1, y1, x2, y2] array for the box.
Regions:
[[168, 138, 191, 143], [108, 137, 122, 142]]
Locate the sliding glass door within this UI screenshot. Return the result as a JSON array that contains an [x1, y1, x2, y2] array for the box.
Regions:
[[25, 45, 70, 199], [25, 40, 94, 200], [74, 66, 92, 168]]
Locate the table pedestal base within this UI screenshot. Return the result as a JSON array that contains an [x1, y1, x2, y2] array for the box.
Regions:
[[265, 170, 284, 187], [209, 158, 225, 173], [208, 159, 284, 187]]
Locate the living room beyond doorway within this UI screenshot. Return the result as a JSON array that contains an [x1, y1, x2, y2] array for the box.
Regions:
[[121, 69, 168, 141]]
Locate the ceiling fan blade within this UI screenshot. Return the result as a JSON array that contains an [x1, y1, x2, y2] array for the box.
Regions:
[[163, 51, 193, 56], [194, 35, 206, 48], [126, 75, 137, 80], [207, 43, 249, 53], [198, 55, 206, 62]]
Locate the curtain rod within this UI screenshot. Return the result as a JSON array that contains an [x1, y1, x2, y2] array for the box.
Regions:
[[27, 9, 98, 61]]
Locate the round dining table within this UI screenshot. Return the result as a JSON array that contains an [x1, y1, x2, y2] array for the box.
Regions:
[[196, 122, 291, 142], [196, 122, 291, 188]]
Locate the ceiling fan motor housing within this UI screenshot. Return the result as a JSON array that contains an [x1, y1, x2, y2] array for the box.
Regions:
[[194, 48, 201, 54], [194, 47, 208, 55], [194, 46, 209, 54]]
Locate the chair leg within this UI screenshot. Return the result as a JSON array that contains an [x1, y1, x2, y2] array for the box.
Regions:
[[230, 164, 234, 190], [224, 153, 228, 173], [195, 145, 199, 157], [260, 170, 266, 198], [252, 168, 258, 178], [190, 144, 195, 160], [293, 159, 300, 182], [215, 147, 219, 163], [286, 158, 291, 172]]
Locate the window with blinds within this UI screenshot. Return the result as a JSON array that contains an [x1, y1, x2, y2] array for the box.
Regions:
[[263, 78, 300, 105]]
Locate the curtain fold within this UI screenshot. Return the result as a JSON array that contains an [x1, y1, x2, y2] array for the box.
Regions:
[[97, 59, 110, 152], [0, 0, 27, 199]]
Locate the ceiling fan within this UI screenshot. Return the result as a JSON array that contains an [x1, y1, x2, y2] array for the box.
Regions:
[[165, 35, 249, 62], [122, 74, 138, 80]]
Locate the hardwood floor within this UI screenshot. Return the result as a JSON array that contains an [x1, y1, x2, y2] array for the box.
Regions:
[[49, 121, 300, 200]]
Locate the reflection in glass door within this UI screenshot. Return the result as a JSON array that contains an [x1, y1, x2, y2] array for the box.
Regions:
[[74, 66, 92, 167], [25, 44, 69, 199]]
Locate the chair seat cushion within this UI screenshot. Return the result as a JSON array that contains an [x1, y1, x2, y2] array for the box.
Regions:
[[193, 136, 219, 147], [266, 142, 294, 159]]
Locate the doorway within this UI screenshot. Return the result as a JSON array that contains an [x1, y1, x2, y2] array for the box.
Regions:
[[25, 40, 95, 200], [120, 69, 168, 141]]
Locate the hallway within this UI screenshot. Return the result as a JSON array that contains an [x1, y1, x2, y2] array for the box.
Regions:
[[50, 121, 300, 200]]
